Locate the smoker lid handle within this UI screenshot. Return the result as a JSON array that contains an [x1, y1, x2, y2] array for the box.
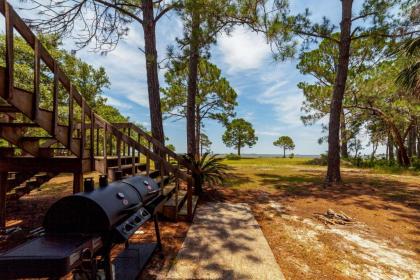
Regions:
[[119, 203, 142, 215], [148, 189, 160, 195]]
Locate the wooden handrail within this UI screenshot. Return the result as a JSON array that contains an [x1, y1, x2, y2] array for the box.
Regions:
[[112, 122, 195, 172]]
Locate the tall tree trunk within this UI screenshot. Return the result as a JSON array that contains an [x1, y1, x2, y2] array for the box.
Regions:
[[417, 126, 420, 159], [389, 124, 411, 167], [408, 126, 414, 158], [371, 142, 378, 161], [388, 135, 394, 162], [195, 104, 201, 158], [237, 138, 241, 156], [325, 0, 353, 184], [142, 0, 165, 149], [340, 109, 349, 158], [410, 126, 417, 157], [186, 9, 200, 157], [396, 147, 403, 165], [283, 147, 286, 158]]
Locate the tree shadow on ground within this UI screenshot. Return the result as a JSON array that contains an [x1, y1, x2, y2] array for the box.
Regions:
[[164, 203, 277, 280], [255, 172, 419, 211], [210, 169, 419, 231]]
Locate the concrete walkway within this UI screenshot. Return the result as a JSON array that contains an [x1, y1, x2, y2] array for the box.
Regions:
[[166, 202, 284, 280]]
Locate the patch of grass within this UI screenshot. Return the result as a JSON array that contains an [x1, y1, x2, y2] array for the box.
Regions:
[[222, 157, 312, 167]]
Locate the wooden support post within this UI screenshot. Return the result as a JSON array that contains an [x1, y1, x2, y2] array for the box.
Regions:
[[122, 128, 126, 157], [68, 86, 73, 148], [73, 172, 83, 193], [0, 172, 8, 229], [32, 38, 40, 120], [109, 135, 113, 156], [96, 128, 99, 156], [52, 62, 59, 136], [187, 177, 193, 221], [103, 126, 108, 175], [4, 1, 14, 100]]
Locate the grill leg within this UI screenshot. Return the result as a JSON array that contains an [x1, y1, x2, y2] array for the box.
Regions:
[[103, 249, 114, 280], [0, 172, 7, 230], [153, 214, 162, 251]]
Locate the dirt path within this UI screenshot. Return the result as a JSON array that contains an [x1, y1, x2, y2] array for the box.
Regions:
[[166, 202, 284, 280]]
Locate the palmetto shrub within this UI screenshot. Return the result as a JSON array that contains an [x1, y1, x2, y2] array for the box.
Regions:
[[183, 153, 230, 194]]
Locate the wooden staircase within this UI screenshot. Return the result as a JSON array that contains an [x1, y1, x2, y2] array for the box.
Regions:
[[0, 0, 198, 228]]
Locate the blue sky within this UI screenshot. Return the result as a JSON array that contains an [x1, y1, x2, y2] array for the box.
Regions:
[[9, 0, 379, 156]]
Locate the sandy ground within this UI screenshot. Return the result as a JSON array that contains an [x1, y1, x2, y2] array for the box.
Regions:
[[206, 160, 420, 280]]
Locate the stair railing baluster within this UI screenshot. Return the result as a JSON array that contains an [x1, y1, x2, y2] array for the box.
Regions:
[[130, 146, 135, 175], [103, 125, 108, 175], [146, 141, 151, 176], [159, 160, 164, 195], [4, 1, 13, 100], [52, 62, 59, 136], [109, 134, 113, 156], [32, 38, 40, 120], [122, 128, 126, 157], [68, 85, 73, 149], [80, 102, 85, 158], [175, 162, 180, 221], [127, 126, 131, 156], [116, 137, 121, 171], [137, 133, 141, 162], [90, 112, 95, 170], [96, 127, 99, 156]]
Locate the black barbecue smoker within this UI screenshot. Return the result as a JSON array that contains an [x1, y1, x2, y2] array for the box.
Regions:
[[0, 175, 165, 280]]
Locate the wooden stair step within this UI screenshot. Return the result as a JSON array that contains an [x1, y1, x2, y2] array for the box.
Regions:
[[108, 163, 146, 170], [20, 136, 54, 141], [162, 183, 176, 197], [164, 190, 187, 208], [108, 163, 146, 181], [146, 170, 160, 178], [161, 190, 188, 221], [0, 122, 39, 128], [154, 175, 170, 186], [0, 105, 19, 112], [178, 195, 199, 217], [0, 147, 15, 157], [7, 172, 57, 200], [139, 170, 160, 179]]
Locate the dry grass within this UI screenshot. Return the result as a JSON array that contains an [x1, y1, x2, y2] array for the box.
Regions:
[[201, 157, 420, 280]]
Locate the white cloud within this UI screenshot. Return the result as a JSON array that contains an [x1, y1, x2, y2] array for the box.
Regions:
[[104, 95, 132, 109], [218, 27, 271, 72], [258, 81, 304, 127], [126, 88, 150, 108]]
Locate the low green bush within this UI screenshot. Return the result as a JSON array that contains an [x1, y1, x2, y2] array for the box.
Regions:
[[412, 158, 420, 171], [225, 153, 241, 160], [306, 153, 328, 165]]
